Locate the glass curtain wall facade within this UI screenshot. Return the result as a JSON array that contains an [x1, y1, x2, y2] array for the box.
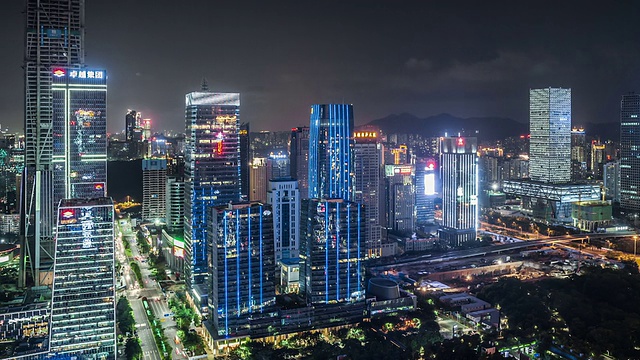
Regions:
[[620, 93, 640, 212], [49, 197, 116, 359], [299, 198, 364, 304], [209, 202, 276, 338], [184, 91, 241, 287], [23, 0, 86, 286], [52, 68, 108, 202], [353, 131, 382, 258], [308, 105, 354, 201], [529, 88, 571, 184], [439, 137, 478, 246]]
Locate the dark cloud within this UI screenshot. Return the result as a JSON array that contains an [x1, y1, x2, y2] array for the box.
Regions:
[[2, 1, 640, 133]]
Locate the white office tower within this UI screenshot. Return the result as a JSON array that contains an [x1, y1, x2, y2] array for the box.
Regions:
[[267, 179, 300, 261], [166, 177, 185, 232], [142, 158, 167, 222], [439, 137, 478, 247], [49, 198, 116, 359], [529, 88, 572, 184], [354, 130, 383, 258]]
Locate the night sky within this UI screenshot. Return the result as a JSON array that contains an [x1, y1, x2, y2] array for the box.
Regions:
[[2, 1, 640, 134]]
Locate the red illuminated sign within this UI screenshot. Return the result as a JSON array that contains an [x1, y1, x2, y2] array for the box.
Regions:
[[52, 69, 65, 77], [94, 183, 104, 190], [426, 159, 436, 170], [61, 209, 75, 219], [216, 141, 223, 154], [457, 138, 465, 146]]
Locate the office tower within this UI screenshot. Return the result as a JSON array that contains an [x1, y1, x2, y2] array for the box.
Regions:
[[529, 88, 572, 184], [603, 160, 620, 202], [383, 165, 415, 234], [353, 130, 382, 258], [209, 202, 276, 338], [125, 110, 141, 141], [266, 153, 290, 180], [142, 158, 167, 222], [309, 104, 354, 201], [249, 157, 268, 202], [52, 68, 108, 201], [166, 177, 185, 232], [184, 90, 241, 288], [620, 93, 640, 212], [299, 198, 363, 304], [239, 122, 250, 200], [267, 179, 300, 261], [289, 126, 309, 199], [439, 137, 478, 246], [23, 0, 86, 286], [49, 198, 116, 359], [590, 142, 607, 179], [142, 118, 152, 141], [415, 158, 437, 225]]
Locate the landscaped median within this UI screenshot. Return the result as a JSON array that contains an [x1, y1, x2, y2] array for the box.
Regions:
[[130, 262, 144, 287], [142, 297, 172, 360]]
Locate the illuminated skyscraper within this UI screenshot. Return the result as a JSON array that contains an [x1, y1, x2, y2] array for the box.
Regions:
[[299, 198, 363, 304], [52, 68, 108, 201], [308, 104, 354, 201], [142, 158, 167, 222], [353, 130, 382, 258], [49, 197, 116, 359], [438, 137, 478, 246], [249, 157, 268, 202], [383, 165, 415, 234], [289, 126, 309, 199], [125, 110, 141, 141], [415, 158, 437, 225], [239, 122, 250, 200], [184, 90, 241, 288], [209, 202, 276, 338], [23, 0, 86, 286], [529, 88, 571, 184], [620, 93, 640, 212]]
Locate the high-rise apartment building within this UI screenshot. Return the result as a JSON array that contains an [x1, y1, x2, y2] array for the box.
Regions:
[[353, 130, 383, 258], [620, 93, 640, 212], [23, 0, 87, 286], [289, 126, 309, 199], [439, 137, 478, 246], [267, 179, 300, 261], [52, 68, 108, 202], [529, 88, 572, 184], [49, 197, 116, 359], [165, 177, 185, 232], [384, 165, 415, 234], [184, 90, 241, 288], [603, 160, 620, 202], [142, 158, 167, 222], [308, 104, 354, 201], [299, 198, 363, 304], [209, 202, 276, 338]]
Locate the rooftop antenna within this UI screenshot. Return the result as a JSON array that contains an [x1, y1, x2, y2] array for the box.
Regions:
[[201, 77, 209, 91]]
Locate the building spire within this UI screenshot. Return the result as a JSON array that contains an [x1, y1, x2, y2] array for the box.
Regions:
[[201, 77, 209, 91]]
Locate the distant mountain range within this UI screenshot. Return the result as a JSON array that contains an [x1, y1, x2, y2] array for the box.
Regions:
[[364, 113, 620, 142]]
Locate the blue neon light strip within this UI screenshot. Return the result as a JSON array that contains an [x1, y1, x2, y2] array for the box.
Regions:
[[236, 209, 240, 318], [357, 204, 361, 295], [259, 206, 263, 310], [247, 207, 252, 314], [325, 201, 329, 303], [347, 203, 351, 299], [224, 212, 229, 335], [335, 201, 340, 301]]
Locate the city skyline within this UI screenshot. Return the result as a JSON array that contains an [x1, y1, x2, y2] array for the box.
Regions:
[[3, 1, 640, 134]]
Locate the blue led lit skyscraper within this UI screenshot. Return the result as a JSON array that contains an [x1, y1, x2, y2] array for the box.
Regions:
[[184, 90, 241, 289], [620, 93, 640, 213], [308, 104, 354, 201], [209, 202, 276, 338]]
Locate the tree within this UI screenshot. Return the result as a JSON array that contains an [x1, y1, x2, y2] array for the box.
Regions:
[[125, 337, 142, 360], [116, 296, 135, 335]]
